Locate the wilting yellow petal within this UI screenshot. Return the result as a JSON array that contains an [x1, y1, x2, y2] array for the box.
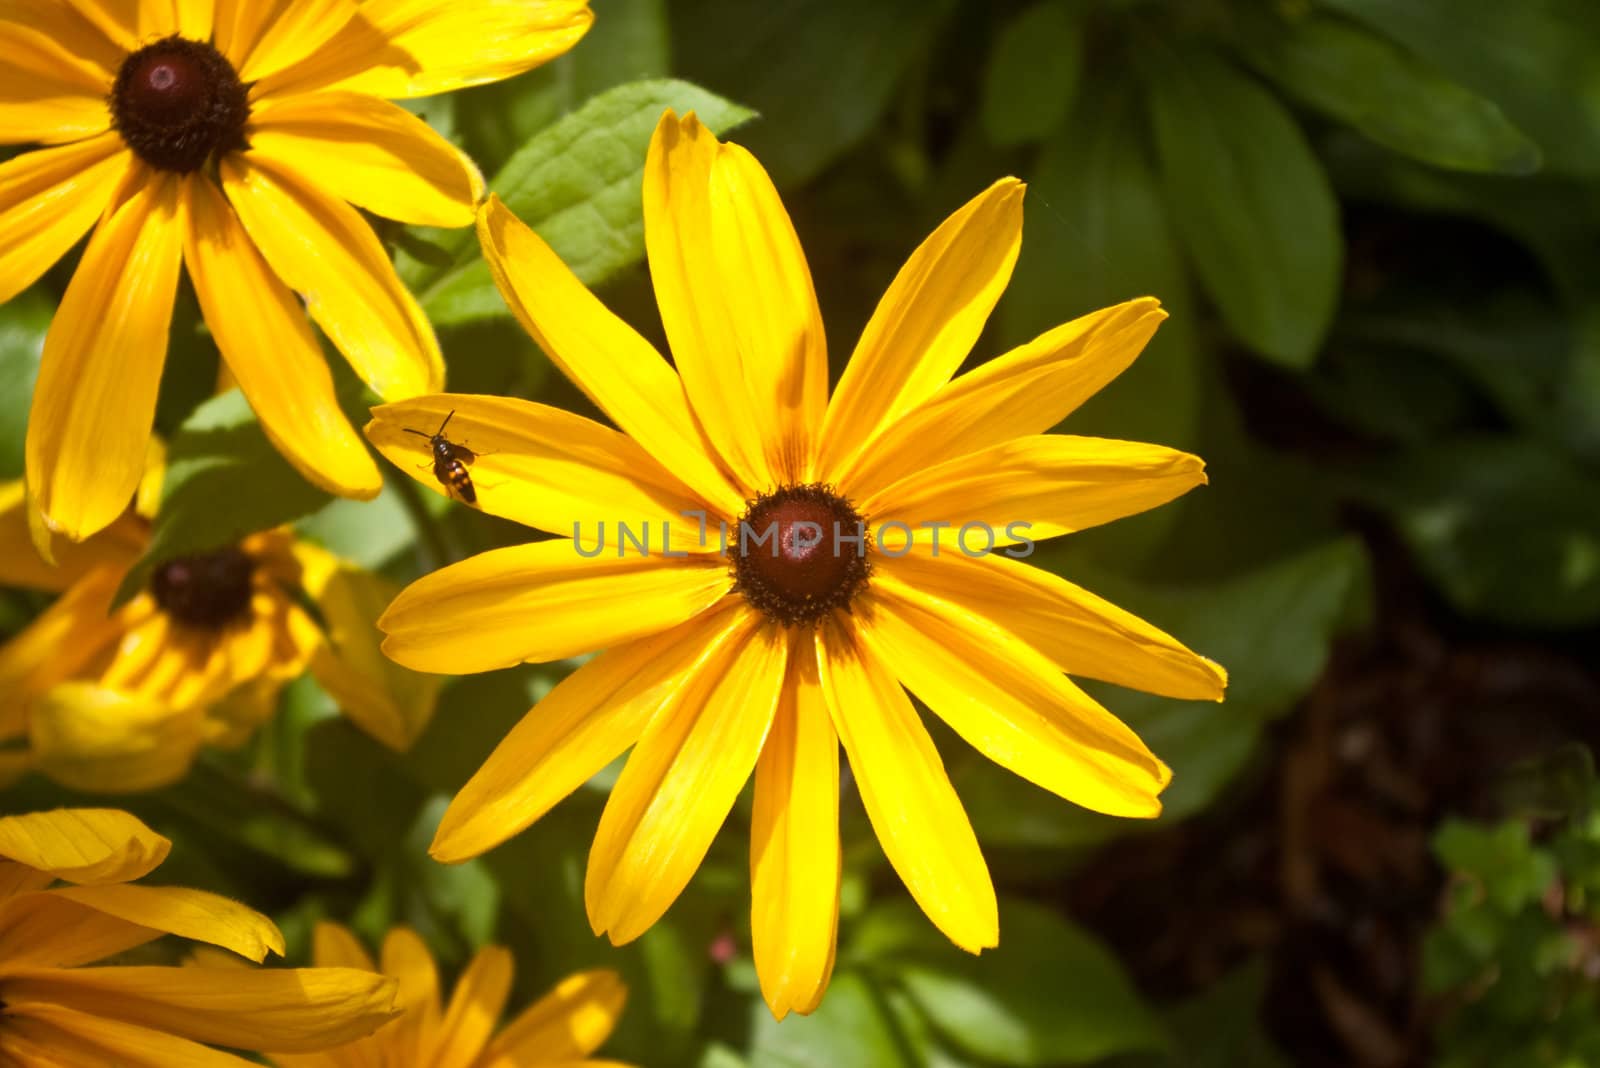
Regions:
[[839, 299, 1166, 496], [0, 890, 162, 967], [751, 636, 840, 1019], [0, 965, 398, 1051], [878, 549, 1226, 701], [861, 576, 1170, 818], [366, 395, 714, 542], [817, 178, 1024, 482], [218, 0, 358, 82], [0, 808, 170, 886], [248, 92, 482, 228], [431, 603, 746, 863], [221, 152, 443, 401], [0, 481, 146, 593], [0, 19, 111, 143], [49, 883, 286, 962], [26, 168, 180, 543], [428, 944, 513, 1068], [0, 132, 129, 303], [482, 970, 627, 1064], [815, 618, 997, 953], [181, 174, 382, 500], [0, 1001, 260, 1068], [862, 435, 1208, 547], [477, 196, 744, 518], [29, 683, 209, 793], [257, 0, 592, 99], [310, 921, 376, 972], [379, 540, 729, 674], [587, 613, 786, 945], [381, 926, 441, 1063]]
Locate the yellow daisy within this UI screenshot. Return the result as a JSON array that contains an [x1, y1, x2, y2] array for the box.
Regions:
[[366, 111, 1227, 1018], [0, 0, 592, 543], [0, 807, 396, 1063], [0, 478, 440, 792], [268, 921, 631, 1068]]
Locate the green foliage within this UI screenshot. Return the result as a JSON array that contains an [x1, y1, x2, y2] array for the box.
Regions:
[[981, 2, 1084, 148], [0, 287, 47, 479]]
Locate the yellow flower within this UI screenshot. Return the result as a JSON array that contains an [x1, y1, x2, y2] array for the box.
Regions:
[[0, 479, 441, 792], [268, 921, 631, 1068], [0, 807, 397, 1062], [366, 111, 1227, 1018], [0, 0, 593, 543]]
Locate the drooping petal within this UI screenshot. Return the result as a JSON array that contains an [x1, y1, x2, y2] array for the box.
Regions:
[[477, 196, 744, 518], [0, 890, 162, 967], [427, 944, 513, 1068], [0, 1001, 259, 1068], [586, 612, 786, 944], [878, 548, 1227, 701], [431, 602, 744, 863], [181, 173, 382, 500], [0, 808, 170, 886], [366, 395, 714, 542], [0, 481, 146, 593], [861, 575, 1170, 818], [256, 0, 592, 100], [26, 167, 180, 543], [816, 179, 1024, 483], [221, 152, 443, 402], [0, 19, 112, 144], [29, 683, 210, 793], [815, 616, 997, 953], [750, 635, 840, 1019], [481, 970, 627, 1064], [0, 965, 398, 1051], [0, 132, 129, 303], [839, 298, 1166, 496], [216, 0, 358, 82], [247, 91, 482, 227], [862, 435, 1208, 548], [378, 540, 729, 674]]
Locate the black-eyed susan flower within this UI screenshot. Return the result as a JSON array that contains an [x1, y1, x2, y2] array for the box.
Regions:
[[0, 477, 440, 791], [0, 0, 592, 544], [0, 807, 397, 1061], [366, 111, 1227, 1019], [268, 921, 631, 1068]]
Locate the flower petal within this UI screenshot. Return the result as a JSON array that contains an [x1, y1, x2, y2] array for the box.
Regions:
[[0, 965, 399, 1051], [181, 173, 382, 500], [861, 574, 1170, 818], [47, 883, 286, 962], [4, 0, 126, 75], [217, 0, 358, 82], [0, 890, 162, 967], [815, 617, 997, 953], [59, 0, 146, 51], [431, 602, 743, 864], [863, 435, 1208, 547], [750, 635, 840, 1019], [381, 926, 441, 1062], [221, 152, 443, 401], [0, 18, 112, 143], [816, 178, 1024, 482], [0, 481, 146, 593], [0, 1001, 259, 1068], [428, 944, 513, 1068], [26, 167, 180, 543], [878, 548, 1227, 701], [0, 133, 129, 303], [587, 611, 786, 944], [310, 920, 375, 971], [366, 395, 714, 542], [0, 566, 126, 713], [248, 91, 482, 228], [477, 196, 744, 518], [257, 0, 593, 99], [0, 807, 170, 886], [839, 298, 1166, 497], [481, 970, 627, 1064], [29, 683, 209, 793], [379, 540, 729, 675]]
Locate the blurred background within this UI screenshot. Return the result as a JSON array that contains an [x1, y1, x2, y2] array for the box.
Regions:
[[6, 0, 1600, 1065]]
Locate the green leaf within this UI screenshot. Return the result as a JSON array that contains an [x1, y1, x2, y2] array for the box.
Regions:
[[114, 389, 334, 605], [980, 1, 1083, 147], [1318, 0, 1600, 176], [408, 78, 755, 327], [747, 971, 914, 1068], [1128, 961, 1290, 1068], [672, 0, 956, 184], [1141, 44, 1342, 367], [1434, 820, 1558, 913], [851, 898, 1164, 1065], [1233, 7, 1540, 175], [1347, 436, 1600, 627], [0, 287, 49, 480]]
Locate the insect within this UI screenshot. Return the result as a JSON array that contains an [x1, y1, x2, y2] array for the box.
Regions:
[[403, 410, 478, 504]]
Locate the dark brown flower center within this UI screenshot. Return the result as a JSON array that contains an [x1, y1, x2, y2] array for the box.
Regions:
[[150, 547, 256, 629], [731, 484, 871, 627], [111, 36, 249, 173]]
